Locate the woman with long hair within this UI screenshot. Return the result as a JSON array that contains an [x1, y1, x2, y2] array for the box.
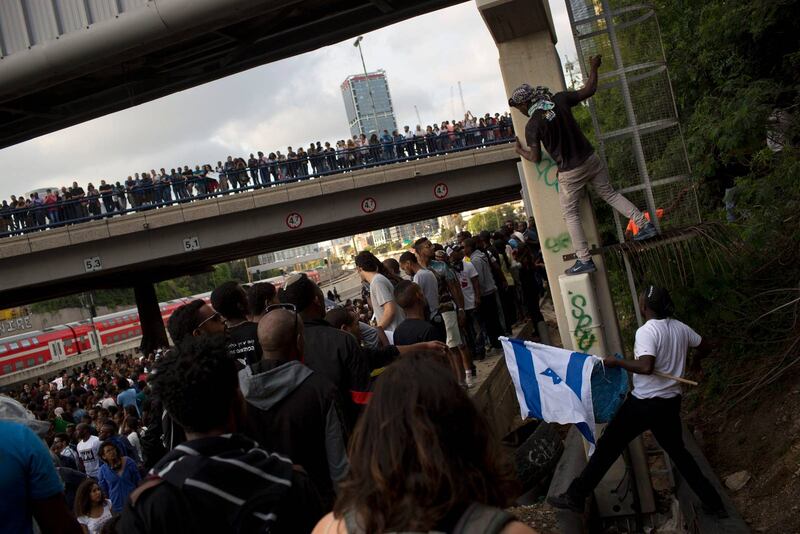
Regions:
[[86, 184, 101, 218], [74, 479, 113, 534], [516, 243, 546, 339], [492, 236, 518, 331], [313, 353, 537, 534], [346, 138, 358, 168], [369, 133, 381, 163]]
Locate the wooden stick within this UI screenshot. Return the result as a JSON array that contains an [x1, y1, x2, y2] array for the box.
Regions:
[[654, 370, 698, 386]]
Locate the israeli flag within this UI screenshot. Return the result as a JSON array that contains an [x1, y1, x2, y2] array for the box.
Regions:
[[501, 337, 599, 455]]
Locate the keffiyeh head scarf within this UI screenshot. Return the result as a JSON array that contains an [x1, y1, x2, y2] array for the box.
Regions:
[[509, 84, 556, 119]]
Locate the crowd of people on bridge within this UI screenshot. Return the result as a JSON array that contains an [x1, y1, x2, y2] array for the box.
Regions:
[[0, 214, 548, 534], [0, 111, 515, 237]]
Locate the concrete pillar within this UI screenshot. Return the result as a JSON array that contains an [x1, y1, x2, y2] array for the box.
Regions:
[[134, 282, 168, 355], [477, 0, 622, 357], [478, 0, 655, 519]]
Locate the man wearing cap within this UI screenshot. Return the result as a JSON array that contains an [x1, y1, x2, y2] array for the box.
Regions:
[[548, 286, 728, 518], [510, 55, 657, 275]]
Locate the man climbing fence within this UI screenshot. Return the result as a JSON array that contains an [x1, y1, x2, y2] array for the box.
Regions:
[[510, 55, 658, 275]]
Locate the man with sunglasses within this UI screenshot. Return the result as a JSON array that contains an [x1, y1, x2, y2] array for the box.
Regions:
[[167, 300, 227, 346], [240, 306, 348, 509], [146, 300, 229, 464]]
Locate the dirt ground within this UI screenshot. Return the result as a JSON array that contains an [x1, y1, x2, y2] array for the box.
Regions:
[[507, 504, 560, 534], [685, 366, 800, 533]]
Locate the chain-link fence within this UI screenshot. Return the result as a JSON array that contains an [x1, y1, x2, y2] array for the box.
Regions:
[[567, 0, 699, 233], [565, 0, 701, 326]]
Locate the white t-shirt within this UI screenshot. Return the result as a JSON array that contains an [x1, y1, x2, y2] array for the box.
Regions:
[[457, 261, 480, 311], [369, 274, 405, 332], [100, 397, 116, 409], [127, 431, 143, 463], [77, 435, 101, 477], [413, 269, 439, 314], [77, 500, 113, 534], [632, 318, 701, 399]]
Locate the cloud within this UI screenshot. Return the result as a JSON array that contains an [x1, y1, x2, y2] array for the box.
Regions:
[[0, 2, 579, 199]]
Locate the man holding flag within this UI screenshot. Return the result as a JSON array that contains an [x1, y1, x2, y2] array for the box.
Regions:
[[546, 286, 728, 518]]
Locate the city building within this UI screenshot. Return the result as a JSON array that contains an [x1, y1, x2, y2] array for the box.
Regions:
[[341, 70, 397, 137], [257, 244, 323, 270], [388, 219, 440, 245], [371, 228, 392, 246]]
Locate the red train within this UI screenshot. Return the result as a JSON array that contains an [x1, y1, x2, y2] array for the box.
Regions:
[[0, 272, 320, 378]]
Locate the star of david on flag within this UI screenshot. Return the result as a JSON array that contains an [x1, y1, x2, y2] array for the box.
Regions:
[[501, 337, 600, 455]]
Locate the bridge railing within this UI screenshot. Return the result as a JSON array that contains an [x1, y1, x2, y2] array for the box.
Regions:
[[0, 126, 516, 238]]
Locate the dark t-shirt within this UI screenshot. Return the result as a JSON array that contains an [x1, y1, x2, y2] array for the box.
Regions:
[[226, 321, 262, 365], [393, 318, 445, 346], [524, 91, 594, 171]]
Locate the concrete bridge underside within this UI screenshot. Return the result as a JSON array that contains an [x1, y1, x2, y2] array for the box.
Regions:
[[0, 145, 520, 307], [0, 0, 466, 149]]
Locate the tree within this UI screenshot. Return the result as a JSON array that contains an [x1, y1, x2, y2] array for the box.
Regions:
[[467, 204, 521, 235]]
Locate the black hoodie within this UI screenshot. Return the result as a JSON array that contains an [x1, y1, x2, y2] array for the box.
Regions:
[[240, 359, 349, 509]]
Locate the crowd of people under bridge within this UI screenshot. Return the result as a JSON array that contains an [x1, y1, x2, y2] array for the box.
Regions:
[[1, 216, 551, 534], [0, 111, 515, 236]]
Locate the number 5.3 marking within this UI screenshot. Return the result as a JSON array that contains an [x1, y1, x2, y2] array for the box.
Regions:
[[84, 256, 102, 272]]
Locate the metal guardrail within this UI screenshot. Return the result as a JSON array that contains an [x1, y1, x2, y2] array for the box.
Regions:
[[1, 127, 516, 239]]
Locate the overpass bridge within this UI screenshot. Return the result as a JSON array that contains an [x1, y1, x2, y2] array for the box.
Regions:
[[0, 0, 466, 149], [0, 143, 523, 308]]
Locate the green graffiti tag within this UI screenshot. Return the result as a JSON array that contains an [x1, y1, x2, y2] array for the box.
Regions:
[[534, 156, 559, 192], [544, 232, 572, 253], [569, 291, 597, 352]]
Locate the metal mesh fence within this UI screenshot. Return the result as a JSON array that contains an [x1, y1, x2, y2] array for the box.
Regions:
[[566, 0, 699, 233], [565, 0, 700, 326]]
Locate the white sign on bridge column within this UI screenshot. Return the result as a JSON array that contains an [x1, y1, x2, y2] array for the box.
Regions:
[[83, 256, 102, 272], [183, 236, 201, 251]]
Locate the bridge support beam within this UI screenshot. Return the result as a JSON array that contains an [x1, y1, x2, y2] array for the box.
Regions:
[[478, 0, 654, 520], [478, 0, 623, 357], [134, 282, 168, 355]]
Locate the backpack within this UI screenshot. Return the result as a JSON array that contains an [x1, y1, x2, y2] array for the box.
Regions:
[[427, 261, 455, 314]]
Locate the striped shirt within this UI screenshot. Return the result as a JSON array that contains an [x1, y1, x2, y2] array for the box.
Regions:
[[140, 434, 297, 532]]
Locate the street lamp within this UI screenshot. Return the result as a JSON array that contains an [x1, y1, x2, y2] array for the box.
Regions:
[[353, 36, 379, 136]]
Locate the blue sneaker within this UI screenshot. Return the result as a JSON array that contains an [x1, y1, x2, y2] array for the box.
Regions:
[[565, 259, 597, 275], [634, 222, 658, 241]]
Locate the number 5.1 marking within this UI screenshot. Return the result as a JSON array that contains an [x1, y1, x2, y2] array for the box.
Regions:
[[83, 256, 102, 272], [183, 236, 200, 251]]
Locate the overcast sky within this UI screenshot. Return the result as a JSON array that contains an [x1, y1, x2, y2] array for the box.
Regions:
[[0, 1, 578, 200]]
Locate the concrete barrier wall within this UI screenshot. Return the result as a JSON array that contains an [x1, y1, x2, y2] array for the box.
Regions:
[[471, 355, 522, 441]]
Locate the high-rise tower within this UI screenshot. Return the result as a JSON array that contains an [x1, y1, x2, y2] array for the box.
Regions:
[[341, 70, 397, 137]]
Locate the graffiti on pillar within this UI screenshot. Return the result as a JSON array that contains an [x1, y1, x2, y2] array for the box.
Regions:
[[544, 232, 571, 253], [568, 291, 597, 352], [534, 156, 559, 192]]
